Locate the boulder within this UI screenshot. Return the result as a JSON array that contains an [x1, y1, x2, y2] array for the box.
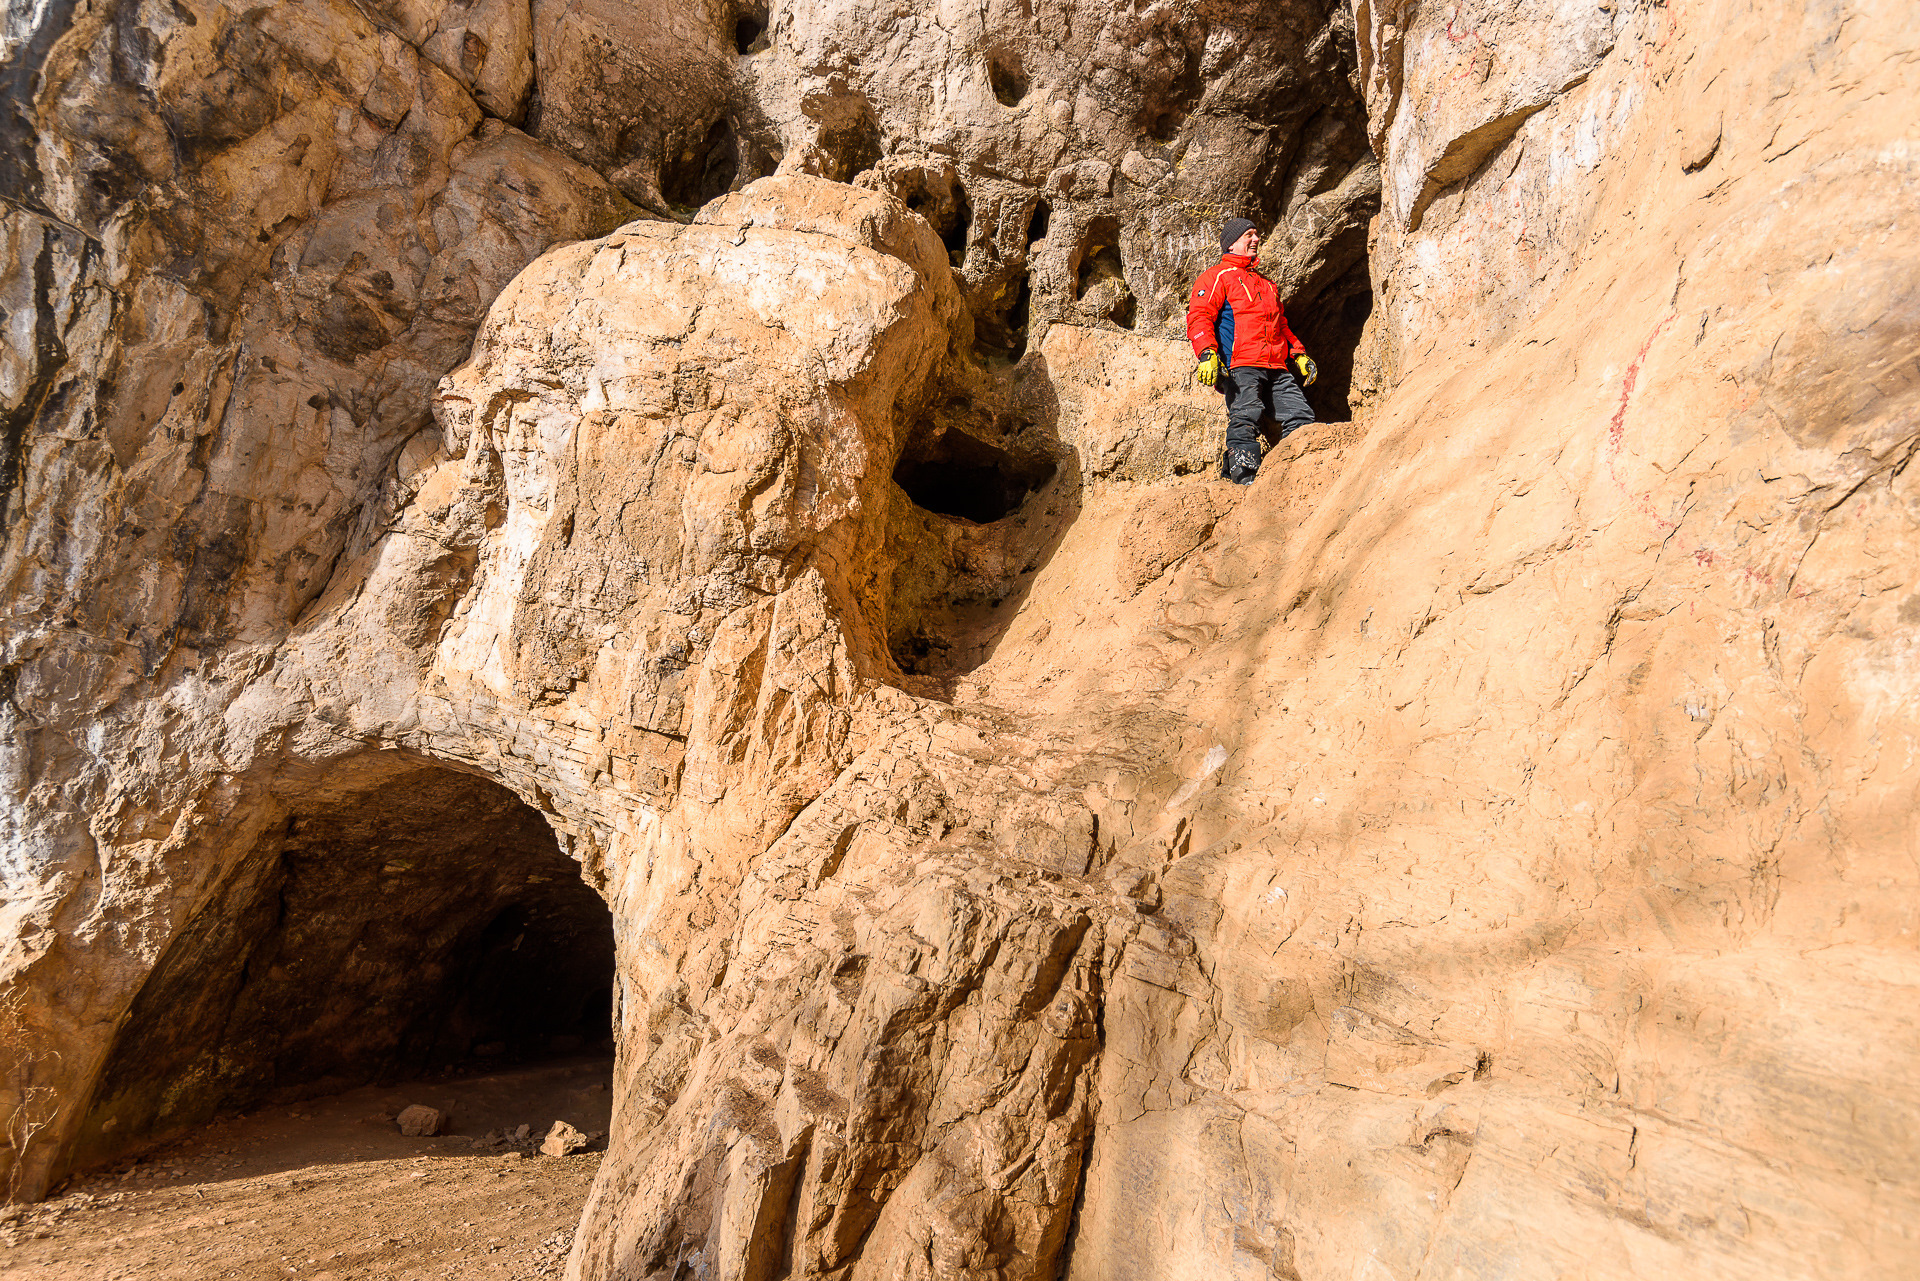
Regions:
[[539, 1121, 589, 1158], [394, 1106, 447, 1138]]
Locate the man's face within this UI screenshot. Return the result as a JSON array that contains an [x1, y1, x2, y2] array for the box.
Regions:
[[1230, 227, 1260, 258]]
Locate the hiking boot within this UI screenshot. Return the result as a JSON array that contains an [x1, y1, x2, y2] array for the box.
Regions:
[[1221, 446, 1261, 485]]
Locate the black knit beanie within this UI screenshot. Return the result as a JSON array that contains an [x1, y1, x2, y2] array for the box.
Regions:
[[1220, 217, 1257, 253]]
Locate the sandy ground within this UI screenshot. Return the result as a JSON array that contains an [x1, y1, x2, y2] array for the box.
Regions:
[[0, 1056, 615, 1280]]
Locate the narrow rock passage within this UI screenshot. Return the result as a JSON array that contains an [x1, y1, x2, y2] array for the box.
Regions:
[[1, 1057, 613, 1280]]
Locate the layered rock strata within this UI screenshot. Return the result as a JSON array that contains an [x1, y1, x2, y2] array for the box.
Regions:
[[1, 2, 1917, 1281]]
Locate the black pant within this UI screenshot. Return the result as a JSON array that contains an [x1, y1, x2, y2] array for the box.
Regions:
[[1223, 366, 1314, 455]]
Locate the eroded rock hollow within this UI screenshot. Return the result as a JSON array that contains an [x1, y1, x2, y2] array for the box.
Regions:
[[3, 0, 1918, 1278]]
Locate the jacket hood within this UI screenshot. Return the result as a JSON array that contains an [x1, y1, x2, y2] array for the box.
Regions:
[[1219, 252, 1257, 269]]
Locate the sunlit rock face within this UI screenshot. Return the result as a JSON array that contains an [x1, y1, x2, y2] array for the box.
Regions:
[[524, 0, 1378, 413], [5, 2, 1920, 1281]]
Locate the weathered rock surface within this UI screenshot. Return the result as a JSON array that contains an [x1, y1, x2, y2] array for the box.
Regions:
[[525, 0, 1378, 412], [540, 1119, 589, 1158], [395, 1103, 448, 1137], [2, 3, 1918, 1281]]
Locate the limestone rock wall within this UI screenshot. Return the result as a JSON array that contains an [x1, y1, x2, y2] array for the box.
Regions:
[[526, 0, 1379, 409], [1035, 1, 1920, 1277], [0, 0, 1367, 1208], [2, 2, 1918, 1281], [0, 0, 631, 1203]]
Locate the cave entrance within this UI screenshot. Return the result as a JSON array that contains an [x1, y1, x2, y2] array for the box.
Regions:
[[661, 118, 740, 212], [1290, 258, 1374, 422], [892, 423, 1055, 525], [71, 765, 615, 1170], [891, 165, 973, 269]]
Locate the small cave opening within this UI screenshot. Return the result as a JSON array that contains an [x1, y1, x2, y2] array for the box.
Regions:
[[938, 186, 973, 266], [1291, 258, 1375, 422], [70, 766, 616, 1172], [898, 168, 973, 269], [987, 52, 1028, 107], [820, 103, 884, 183], [1072, 216, 1123, 300], [733, 3, 768, 54], [893, 421, 1056, 525], [1026, 197, 1051, 245], [660, 118, 740, 213], [973, 271, 1033, 364], [1142, 105, 1189, 144], [1071, 215, 1135, 327], [884, 401, 1075, 683]]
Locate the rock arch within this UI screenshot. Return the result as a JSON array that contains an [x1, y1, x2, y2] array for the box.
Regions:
[[65, 763, 613, 1175]]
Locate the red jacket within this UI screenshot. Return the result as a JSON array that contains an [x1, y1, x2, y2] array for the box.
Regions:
[[1185, 253, 1303, 369]]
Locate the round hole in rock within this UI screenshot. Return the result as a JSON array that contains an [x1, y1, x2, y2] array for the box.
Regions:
[[661, 118, 739, 212], [1143, 105, 1188, 143], [1026, 197, 1051, 245], [1072, 215, 1124, 301], [893, 426, 1055, 524], [1075, 243, 1124, 297], [734, 5, 768, 54], [68, 766, 614, 1172], [820, 103, 884, 183], [987, 53, 1028, 107]]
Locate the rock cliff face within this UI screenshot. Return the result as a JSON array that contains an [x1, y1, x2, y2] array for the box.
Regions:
[[3, 2, 1918, 1280]]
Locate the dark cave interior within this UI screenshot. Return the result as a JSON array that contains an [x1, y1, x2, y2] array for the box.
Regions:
[[893, 424, 1056, 526], [1290, 259, 1375, 423], [661, 118, 741, 211], [70, 766, 614, 1172]]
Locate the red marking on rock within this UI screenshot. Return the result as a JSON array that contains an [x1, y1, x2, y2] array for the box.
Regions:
[[1608, 314, 1676, 456], [1441, 15, 1488, 87], [1603, 314, 1783, 594], [1605, 315, 1689, 534]]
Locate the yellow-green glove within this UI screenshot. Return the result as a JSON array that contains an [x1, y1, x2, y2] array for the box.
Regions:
[[1289, 353, 1317, 386], [1196, 349, 1224, 387]]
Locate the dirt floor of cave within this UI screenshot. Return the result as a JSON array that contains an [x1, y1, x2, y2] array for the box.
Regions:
[[0, 1056, 615, 1279]]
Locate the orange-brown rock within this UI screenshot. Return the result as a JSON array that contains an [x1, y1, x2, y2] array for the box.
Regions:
[[1, 3, 1917, 1281]]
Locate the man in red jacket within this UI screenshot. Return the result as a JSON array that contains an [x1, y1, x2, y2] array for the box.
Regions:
[[1185, 217, 1318, 484]]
